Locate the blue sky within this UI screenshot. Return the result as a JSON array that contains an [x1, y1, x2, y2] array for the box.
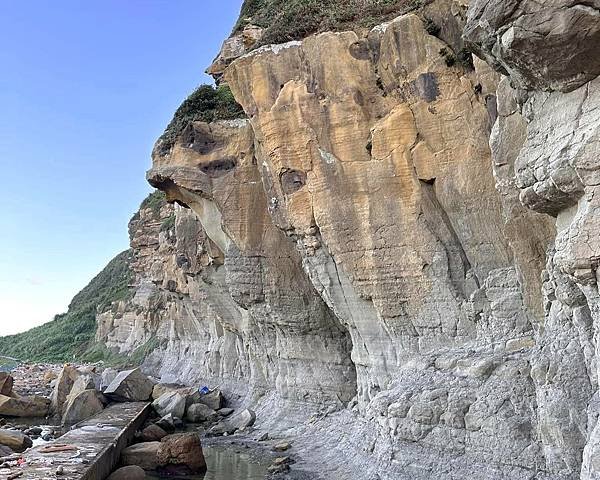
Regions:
[[0, 0, 242, 334]]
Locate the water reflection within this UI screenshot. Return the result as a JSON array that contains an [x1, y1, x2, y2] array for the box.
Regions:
[[147, 445, 268, 480]]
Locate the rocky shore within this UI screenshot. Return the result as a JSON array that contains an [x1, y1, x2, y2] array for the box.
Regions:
[[0, 363, 307, 479]]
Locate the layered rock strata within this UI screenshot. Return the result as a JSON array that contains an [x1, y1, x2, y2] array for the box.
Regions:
[[98, 0, 600, 478]]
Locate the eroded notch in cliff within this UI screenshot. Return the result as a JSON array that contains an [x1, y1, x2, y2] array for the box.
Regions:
[[198, 158, 237, 178], [419, 178, 479, 298]]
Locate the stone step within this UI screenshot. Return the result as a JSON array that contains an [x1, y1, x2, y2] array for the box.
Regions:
[[0, 402, 151, 480]]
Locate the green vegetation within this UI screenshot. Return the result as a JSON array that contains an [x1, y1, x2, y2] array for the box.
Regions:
[[0, 250, 134, 363], [160, 214, 176, 232], [155, 84, 246, 157], [79, 337, 160, 368], [235, 0, 425, 46], [140, 190, 167, 218]]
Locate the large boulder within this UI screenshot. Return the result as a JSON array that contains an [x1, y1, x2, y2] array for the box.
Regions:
[[100, 368, 119, 392], [61, 389, 105, 427], [152, 391, 186, 418], [50, 365, 81, 415], [104, 368, 153, 402], [121, 441, 161, 470], [0, 373, 13, 396], [186, 403, 217, 423], [0, 394, 50, 417], [0, 429, 32, 453], [152, 384, 200, 407], [198, 389, 223, 410], [157, 433, 207, 473], [209, 408, 255, 435], [107, 466, 145, 480]]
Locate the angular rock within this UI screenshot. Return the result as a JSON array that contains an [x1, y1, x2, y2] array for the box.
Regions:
[[107, 465, 146, 480], [155, 413, 176, 433], [209, 408, 255, 435], [152, 391, 186, 418], [50, 365, 81, 415], [0, 429, 32, 453], [100, 368, 118, 391], [0, 394, 50, 418], [121, 441, 161, 470], [61, 389, 105, 427], [140, 424, 168, 442], [157, 433, 207, 473], [198, 389, 224, 410], [104, 368, 153, 402], [0, 373, 13, 396], [186, 403, 217, 423]]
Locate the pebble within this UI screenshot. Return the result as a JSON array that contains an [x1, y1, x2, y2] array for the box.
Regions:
[[273, 441, 291, 452]]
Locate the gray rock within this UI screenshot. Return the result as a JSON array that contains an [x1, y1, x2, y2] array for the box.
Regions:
[[155, 414, 176, 433], [61, 389, 105, 427], [464, 0, 600, 92], [152, 391, 186, 418], [186, 403, 217, 423], [0, 429, 32, 453], [209, 408, 256, 435], [140, 424, 168, 442], [104, 368, 154, 402], [198, 389, 224, 410]]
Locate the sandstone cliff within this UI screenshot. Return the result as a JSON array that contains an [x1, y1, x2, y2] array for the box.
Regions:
[[98, 0, 600, 478]]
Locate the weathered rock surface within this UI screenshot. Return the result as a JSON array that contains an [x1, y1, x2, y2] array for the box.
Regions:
[[186, 403, 217, 423], [104, 368, 153, 402], [157, 433, 207, 473], [121, 441, 161, 470], [152, 391, 186, 419], [50, 365, 81, 415], [0, 429, 32, 453], [0, 394, 50, 418], [464, 0, 600, 93], [93, 0, 600, 478], [0, 373, 13, 396], [140, 424, 168, 442], [61, 389, 105, 427]]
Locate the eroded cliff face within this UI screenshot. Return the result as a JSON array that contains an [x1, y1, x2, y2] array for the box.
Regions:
[[100, 0, 600, 478]]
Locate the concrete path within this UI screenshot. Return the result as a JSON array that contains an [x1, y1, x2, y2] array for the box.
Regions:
[[0, 401, 151, 480]]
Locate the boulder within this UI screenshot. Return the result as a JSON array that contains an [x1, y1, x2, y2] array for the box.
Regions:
[[198, 389, 224, 410], [107, 465, 145, 480], [209, 408, 256, 435], [62, 389, 105, 427], [140, 424, 168, 442], [152, 391, 186, 418], [121, 441, 161, 470], [0, 429, 32, 452], [186, 403, 217, 423], [0, 444, 13, 456], [152, 384, 200, 407], [0, 373, 13, 396], [0, 394, 50, 417], [43, 370, 58, 384], [65, 375, 97, 403], [218, 407, 234, 417], [157, 433, 206, 473], [104, 368, 153, 402], [50, 365, 81, 415], [100, 368, 118, 392], [155, 414, 176, 433]]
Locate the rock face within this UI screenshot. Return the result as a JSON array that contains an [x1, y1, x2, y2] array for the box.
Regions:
[[92, 0, 600, 478]]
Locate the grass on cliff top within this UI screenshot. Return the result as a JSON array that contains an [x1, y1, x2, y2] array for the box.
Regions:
[[155, 84, 246, 157], [235, 0, 426, 46], [0, 250, 134, 363]]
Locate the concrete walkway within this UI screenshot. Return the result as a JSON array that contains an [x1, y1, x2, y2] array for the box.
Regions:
[[0, 401, 151, 480]]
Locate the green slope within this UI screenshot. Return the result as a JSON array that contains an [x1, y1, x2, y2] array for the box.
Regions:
[[235, 0, 425, 46], [0, 250, 134, 363]]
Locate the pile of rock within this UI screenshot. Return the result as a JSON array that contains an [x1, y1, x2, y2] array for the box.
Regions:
[[0, 371, 50, 418]]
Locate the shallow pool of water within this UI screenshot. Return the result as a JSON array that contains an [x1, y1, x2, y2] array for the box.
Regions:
[[146, 444, 268, 480]]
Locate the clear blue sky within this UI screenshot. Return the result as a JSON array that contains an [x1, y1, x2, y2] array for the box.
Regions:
[[0, 0, 242, 335]]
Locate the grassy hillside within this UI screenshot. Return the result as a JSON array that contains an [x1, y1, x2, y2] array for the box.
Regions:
[[235, 0, 426, 46], [0, 250, 134, 363]]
